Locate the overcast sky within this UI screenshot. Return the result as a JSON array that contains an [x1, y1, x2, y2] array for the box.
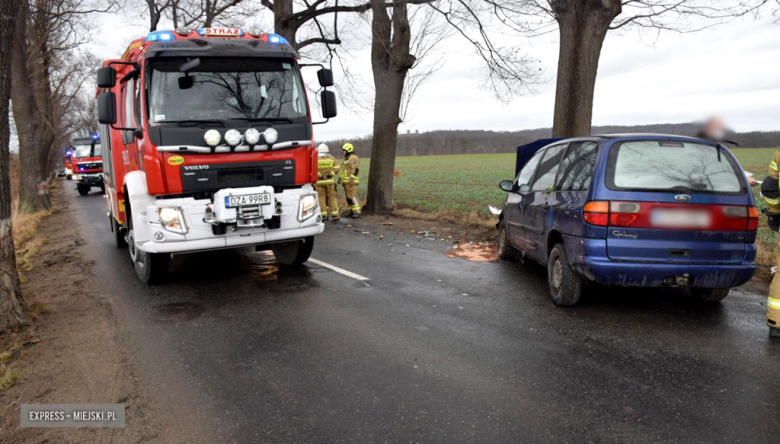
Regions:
[[84, 4, 780, 141]]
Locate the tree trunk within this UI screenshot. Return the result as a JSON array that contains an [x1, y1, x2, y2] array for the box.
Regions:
[[551, 0, 621, 138], [0, 0, 27, 331], [365, 0, 414, 213], [10, 2, 52, 213], [367, 72, 405, 212], [274, 0, 299, 48]]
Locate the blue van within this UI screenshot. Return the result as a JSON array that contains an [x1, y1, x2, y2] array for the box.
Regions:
[[497, 134, 758, 306]]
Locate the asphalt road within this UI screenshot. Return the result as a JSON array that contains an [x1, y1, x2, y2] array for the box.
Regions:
[[69, 184, 780, 444]]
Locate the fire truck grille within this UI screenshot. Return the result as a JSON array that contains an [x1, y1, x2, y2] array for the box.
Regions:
[[77, 162, 102, 170], [180, 160, 296, 193]]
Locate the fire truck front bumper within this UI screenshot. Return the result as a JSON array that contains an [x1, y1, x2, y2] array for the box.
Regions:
[[135, 185, 325, 254]]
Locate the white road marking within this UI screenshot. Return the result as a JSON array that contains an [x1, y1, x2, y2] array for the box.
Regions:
[[308, 258, 370, 281]]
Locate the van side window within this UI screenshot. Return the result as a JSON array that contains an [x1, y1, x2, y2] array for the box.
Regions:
[[530, 144, 566, 191], [515, 150, 544, 188], [558, 142, 598, 191]]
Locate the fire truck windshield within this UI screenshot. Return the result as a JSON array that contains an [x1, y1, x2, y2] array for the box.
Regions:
[[73, 144, 102, 158], [149, 58, 308, 124]]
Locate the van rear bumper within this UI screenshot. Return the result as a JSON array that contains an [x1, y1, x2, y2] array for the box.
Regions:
[[566, 237, 756, 288]]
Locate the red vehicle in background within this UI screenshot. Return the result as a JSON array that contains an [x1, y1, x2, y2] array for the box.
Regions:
[[63, 146, 74, 179], [96, 28, 337, 283], [70, 135, 104, 195]]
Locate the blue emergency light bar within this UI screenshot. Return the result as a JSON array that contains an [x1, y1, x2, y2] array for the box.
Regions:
[[145, 30, 176, 42], [92, 133, 99, 140], [65, 150, 72, 155], [267, 34, 288, 44]]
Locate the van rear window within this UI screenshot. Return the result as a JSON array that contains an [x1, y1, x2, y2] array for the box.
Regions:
[[606, 140, 745, 194]]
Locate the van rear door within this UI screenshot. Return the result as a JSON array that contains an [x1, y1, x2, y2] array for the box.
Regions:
[[598, 139, 755, 264]]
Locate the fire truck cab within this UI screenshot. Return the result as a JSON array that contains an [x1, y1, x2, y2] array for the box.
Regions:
[[70, 134, 104, 195], [96, 28, 338, 284]]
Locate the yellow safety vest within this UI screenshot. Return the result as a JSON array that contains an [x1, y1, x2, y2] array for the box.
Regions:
[[317, 155, 337, 185]]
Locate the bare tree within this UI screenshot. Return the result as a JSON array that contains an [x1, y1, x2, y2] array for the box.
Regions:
[[11, 0, 115, 212], [364, 0, 540, 212], [0, 0, 28, 332], [490, 0, 768, 137]]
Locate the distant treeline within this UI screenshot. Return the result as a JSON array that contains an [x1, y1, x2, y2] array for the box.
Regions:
[[324, 123, 780, 158]]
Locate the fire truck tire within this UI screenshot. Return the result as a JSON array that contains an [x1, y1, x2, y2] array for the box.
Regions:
[[77, 184, 90, 196], [127, 204, 168, 284], [66, 174, 72, 180], [111, 217, 127, 248], [134, 250, 170, 284], [271, 236, 315, 266]]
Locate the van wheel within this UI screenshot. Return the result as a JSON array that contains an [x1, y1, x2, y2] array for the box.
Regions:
[[690, 288, 730, 302], [127, 208, 169, 284], [548, 243, 584, 306], [272, 237, 314, 266], [77, 184, 90, 195], [497, 220, 515, 260]]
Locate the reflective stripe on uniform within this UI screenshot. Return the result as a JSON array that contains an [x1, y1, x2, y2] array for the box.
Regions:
[[771, 161, 778, 171], [768, 297, 780, 309], [765, 196, 780, 205]]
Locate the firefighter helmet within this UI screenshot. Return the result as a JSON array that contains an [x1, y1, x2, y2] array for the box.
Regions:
[[317, 143, 330, 157], [342, 143, 354, 154]]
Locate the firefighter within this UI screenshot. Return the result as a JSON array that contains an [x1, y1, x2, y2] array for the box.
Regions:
[[338, 142, 361, 218], [315, 143, 339, 221], [761, 150, 780, 339]]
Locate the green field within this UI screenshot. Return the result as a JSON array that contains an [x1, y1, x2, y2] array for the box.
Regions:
[[356, 153, 516, 215], [354, 148, 779, 269]]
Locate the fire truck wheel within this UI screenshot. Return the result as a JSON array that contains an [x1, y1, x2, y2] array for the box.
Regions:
[[111, 217, 127, 248], [66, 174, 72, 181], [127, 206, 168, 283], [134, 250, 170, 284], [77, 184, 90, 196], [271, 236, 315, 266]]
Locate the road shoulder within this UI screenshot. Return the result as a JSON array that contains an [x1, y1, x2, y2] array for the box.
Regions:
[[0, 182, 161, 443]]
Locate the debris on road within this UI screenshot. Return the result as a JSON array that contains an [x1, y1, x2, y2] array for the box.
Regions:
[[446, 242, 499, 262]]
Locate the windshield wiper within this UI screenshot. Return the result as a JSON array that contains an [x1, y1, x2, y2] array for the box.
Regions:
[[227, 117, 294, 123]]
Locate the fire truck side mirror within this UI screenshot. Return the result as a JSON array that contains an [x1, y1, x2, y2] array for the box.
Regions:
[[96, 67, 117, 88], [317, 69, 334, 88], [320, 90, 337, 119], [97, 92, 117, 124]]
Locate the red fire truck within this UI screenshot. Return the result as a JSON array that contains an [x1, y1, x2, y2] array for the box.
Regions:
[[63, 146, 74, 179], [69, 135, 104, 195], [96, 28, 337, 284]]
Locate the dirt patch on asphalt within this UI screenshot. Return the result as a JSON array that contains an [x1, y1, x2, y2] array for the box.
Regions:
[[0, 184, 160, 443], [446, 242, 499, 262]]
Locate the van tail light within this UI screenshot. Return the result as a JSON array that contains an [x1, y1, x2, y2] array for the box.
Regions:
[[747, 206, 759, 231], [583, 201, 609, 226], [584, 200, 757, 232]]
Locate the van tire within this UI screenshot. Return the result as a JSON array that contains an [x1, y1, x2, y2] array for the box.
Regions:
[[272, 237, 314, 266], [77, 184, 90, 196], [548, 243, 584, 306], [690, 288, 730, 302], [497, 220, 515, 260]]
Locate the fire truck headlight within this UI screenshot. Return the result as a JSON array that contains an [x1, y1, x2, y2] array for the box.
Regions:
[[204, 130, 221, 147], [224, 129, 242, 147], [158, 207, 187, 234], [244, 128, 261, 145], [263, 128, 278, 145], [297, 194, 318, 222]]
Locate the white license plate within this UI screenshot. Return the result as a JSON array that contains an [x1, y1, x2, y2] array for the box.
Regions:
[[651, 209, 710, 228], [225, 193, 271, 207]]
